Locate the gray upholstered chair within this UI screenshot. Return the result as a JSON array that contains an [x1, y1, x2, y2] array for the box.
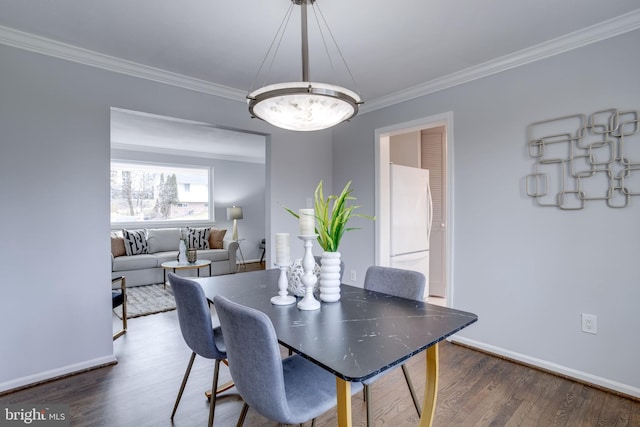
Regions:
[[168, 273, 231, 427], [213, 295, 363, 426], [362, 266, 426, 426]]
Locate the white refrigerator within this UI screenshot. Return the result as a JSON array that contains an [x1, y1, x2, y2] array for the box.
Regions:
[[390, 164, 432, 299]]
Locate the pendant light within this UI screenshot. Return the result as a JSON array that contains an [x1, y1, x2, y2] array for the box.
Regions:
[[247, 0, 362, 132]]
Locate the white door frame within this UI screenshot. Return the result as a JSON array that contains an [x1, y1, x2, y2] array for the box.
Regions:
[[374, 111, 455, 305]]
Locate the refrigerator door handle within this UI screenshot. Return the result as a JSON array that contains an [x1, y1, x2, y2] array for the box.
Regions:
[[427, 182, 433, 240], [391, 249, 430, 258]]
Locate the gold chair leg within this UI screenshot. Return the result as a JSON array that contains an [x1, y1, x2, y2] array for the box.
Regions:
[[171, 352, 196, 419]]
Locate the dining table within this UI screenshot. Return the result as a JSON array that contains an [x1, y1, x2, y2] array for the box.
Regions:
[[193, 269, 477, 427]]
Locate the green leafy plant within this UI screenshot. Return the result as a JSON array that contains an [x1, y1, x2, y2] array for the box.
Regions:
[[285, 181, 374, 252]]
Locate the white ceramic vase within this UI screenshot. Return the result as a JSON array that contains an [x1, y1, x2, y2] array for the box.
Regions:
[[319, 251, 341, 302]]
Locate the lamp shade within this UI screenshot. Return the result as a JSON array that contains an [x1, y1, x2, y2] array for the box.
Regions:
[[247, 82, 360, 132], [227, 206, 243, 221]]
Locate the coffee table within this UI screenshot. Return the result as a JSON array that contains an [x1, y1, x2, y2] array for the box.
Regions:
[[161, 260, 212, 286]]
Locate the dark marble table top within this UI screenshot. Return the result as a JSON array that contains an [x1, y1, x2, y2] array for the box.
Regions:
[[194, 269, 477, 382]]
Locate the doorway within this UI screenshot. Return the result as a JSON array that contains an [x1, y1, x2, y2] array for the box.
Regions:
[[374, 112, 453, 305]]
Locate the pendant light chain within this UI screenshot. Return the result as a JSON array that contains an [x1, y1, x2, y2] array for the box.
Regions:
[[311, 2, 362, 97], [248, 3, 295, 94]]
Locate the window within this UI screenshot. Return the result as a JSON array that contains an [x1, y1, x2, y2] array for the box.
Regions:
[[111, 161, 213, 226]]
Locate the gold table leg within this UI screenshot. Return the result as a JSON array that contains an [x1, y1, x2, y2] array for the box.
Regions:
[[336, 377, 353, 427], [419, 343, 440, 427]]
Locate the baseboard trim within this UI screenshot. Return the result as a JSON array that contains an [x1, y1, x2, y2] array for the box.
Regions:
[[0, 354, 117, 396], [449, 336, 640, 401]]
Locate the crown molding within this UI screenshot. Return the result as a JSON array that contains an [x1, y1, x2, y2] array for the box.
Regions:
[[360, 9, 640, 113], [1, 9, 639, 113], [0, 25, 246, 101]]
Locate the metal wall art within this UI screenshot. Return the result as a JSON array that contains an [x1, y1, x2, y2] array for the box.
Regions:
[[526, 108, 640, 209]]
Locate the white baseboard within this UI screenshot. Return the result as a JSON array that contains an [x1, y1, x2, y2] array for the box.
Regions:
[[0, 354, 117, 394], [449, 336, 640, 399]]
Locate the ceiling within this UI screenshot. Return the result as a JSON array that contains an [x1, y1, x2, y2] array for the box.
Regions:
[[2, 1, 640, 161]]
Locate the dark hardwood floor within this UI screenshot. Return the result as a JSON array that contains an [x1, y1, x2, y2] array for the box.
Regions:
[[2, 263, 639, 426]]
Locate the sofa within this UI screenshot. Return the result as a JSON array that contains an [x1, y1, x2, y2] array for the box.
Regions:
[[111, 227, 238, 287]]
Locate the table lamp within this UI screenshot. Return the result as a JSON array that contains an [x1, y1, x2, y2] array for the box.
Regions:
[[227, 206, 243, 241]]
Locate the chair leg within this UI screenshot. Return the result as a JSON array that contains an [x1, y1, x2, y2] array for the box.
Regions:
[[171, 352, 196, 419], [364, 384, 372, 427], [112, 276, 127, 340], [208, 359, 221, 427], [401, 364, 422, 417], [120, 277, 127, 332], [236, 402, 249, 427]]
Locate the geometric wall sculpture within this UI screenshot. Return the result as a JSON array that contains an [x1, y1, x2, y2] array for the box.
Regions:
[[526, 108, 639, 209]]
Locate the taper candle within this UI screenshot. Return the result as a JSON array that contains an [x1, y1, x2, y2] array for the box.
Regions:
[[275, 233, 291, 265], [299, 208, 315, 235]]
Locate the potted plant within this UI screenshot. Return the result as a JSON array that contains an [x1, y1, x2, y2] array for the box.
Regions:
[[286, 180, 374, 301]]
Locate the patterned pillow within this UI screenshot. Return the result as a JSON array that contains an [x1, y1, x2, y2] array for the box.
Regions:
[[122, 229, 149, 255], [208, 228, 227, 249], [187, 227, 210, 250]]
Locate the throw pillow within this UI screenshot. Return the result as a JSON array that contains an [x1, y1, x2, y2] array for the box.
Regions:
[[187, 227, 210, 250], [146, 228, 182, 253], [110, 233, 126, 257], [122, 229, 149, 256], [209, 228, 227, 249]]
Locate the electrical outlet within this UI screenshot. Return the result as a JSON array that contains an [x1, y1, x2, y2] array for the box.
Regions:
[[581, 313, 597, 334], [350, 269, 356, 282]]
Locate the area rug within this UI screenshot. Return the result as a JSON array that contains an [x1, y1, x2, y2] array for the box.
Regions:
[[114, 283, 176, 319]]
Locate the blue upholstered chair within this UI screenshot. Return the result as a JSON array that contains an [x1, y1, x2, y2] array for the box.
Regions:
[[362, 266, 426, 426], [112, 276, 127, 340], [213, 295, 363, 426], [168, 273, 230, 427]]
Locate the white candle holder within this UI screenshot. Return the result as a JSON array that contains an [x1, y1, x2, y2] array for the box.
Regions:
[[271, 263, 296, 305], [297, 234, 321, 310]]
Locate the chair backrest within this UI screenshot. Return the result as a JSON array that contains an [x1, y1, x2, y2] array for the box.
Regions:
[[213, 295, 291, 422], [168, 273, 224, 360], [363, 266, 425, 302]]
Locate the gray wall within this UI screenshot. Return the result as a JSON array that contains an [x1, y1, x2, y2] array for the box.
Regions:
[[332, 29, 640, 396], [0, 43, 332, 391]]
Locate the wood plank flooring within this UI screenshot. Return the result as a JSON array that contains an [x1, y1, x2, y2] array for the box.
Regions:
[[2, 263, 639, 426]]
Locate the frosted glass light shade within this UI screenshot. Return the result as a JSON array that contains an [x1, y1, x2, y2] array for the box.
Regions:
[[247, 82, 361, 131]]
